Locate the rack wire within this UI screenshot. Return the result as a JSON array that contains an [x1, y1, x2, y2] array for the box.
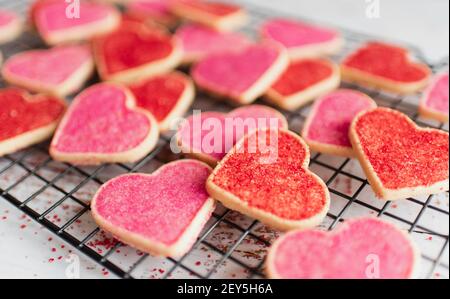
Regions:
[[0, 0, 448, 279]]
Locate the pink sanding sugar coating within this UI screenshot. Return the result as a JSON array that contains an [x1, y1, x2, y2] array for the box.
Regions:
[[3, 45, 92, 85], [52, 84, 151, 154], [271, 218, 417, 279], [192, 43, 282, 97], [261, 19, 338, 49], [0, 9, 16, 27], [305, 90, 375, 147], [178, 105, 286, 160], [127, 0, 172, 18], [423, 72, 449, 115], [176, 24, 250, 60], [93, 160, 212, 245]]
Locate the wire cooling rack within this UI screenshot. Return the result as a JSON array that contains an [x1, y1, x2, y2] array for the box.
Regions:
[[0, 0, 449, 279]]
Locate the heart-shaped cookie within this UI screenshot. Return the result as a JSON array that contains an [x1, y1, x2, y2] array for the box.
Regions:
[[32, 0, 120, 45], [265, 58, 340, 111], [302, 89, 376, 157], [266, 217, 420, 279], [175, 24, 250, 64], [192, 43, 289, 105], [2, 45, 94, 97], [0, 88, 66, 157], [91, 159, 215, 257], [350, 107, 449, 201], [207, 129, 330, 231], [93, 21, 182, 83], [419, 72, 449, 123], [341, 42, 431, 94], [0, 9, 22, 44], [128, 72, 195, 132], [50, 83, 159, 165], [177, 105, 288, 165], [170, 0, 247, 31], [126, 0, 179, 27], [260, 18, 342, 60]]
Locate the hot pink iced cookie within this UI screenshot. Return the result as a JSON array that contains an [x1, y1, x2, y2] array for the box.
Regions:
[[260, 19, 342, 59], [50, 83, 159, 165], [0, 9, 22, 44], [302, 90, 376, 157], [266, 217, 420, 279], [177, 105, 288, 165], [419, 72, 449, 123], [126, 0, 178, 27], [2, 45, 94, 97], [32, 0, 120, 45], [91, 159, 216, 257], [192, 43, 289, 104], [175, 24, 250, 64]]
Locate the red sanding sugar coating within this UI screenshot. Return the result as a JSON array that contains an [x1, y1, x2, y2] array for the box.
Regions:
[[272, 218, 416, 278], [93, 160, 212, 245], [212, 130, 328, 220], [0, 88, 65, 141], [128, 73, 187, 122], [355, 108, 449, 189], [178, 0, 241, 16], [343, 42, 429, 82], [271, 59, 334, 96]]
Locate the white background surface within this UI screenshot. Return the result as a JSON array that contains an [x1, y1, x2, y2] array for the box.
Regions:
[[0, 0, 449, 279]]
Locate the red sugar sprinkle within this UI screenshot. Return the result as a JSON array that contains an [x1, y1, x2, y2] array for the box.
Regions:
[[20, 224, 26, 229], [48, 258, 55, 263], [195, 261, 201, 266], [51, 248, 56, 252]]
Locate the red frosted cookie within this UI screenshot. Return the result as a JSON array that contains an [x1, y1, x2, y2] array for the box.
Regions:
[[341, 42, 431, 94], [192, 43, 289, 105], [91, 159, 216, 257], [266, 217, 420, 279], [0, 9, 22, 44], [0, 88, 66, 157], [266, 58, 340, 111], [260, 18, 342, 60], [175, 24, 250, 64], [126, 0, 178, 27], [31, 0, 120, 45], [207, 129, 330, 231], [93, 21, 182, 83], [2, 45, 94, 97], [170, 0, 247, 32], [128, 72, 195, 132], [177, 105, 288, 165], [50, 83, 159, 165], [302, 89, 376, 157], [350, 107, 449, 201], [419, 72, 449, 123]]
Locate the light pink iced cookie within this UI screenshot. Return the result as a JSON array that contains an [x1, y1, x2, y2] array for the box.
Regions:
[[419, 72, 449, 123], [260, 19, 342, 60], [126, 0, 179, 27], [31, 0, 120, 45], [302, 90, 376, 157], [91, 159, 216, 257], [175, 24, 250, 64], [2, 45, 94, 97], [192, 43, 289, 105], [0, 9, 22, 44], [50, 83, 159, 165], [177, 105, 288, 165], [266, 217, 420, 279]]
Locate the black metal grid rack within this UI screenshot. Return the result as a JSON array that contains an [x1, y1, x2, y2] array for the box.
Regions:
[[0, 0, 448, 279]]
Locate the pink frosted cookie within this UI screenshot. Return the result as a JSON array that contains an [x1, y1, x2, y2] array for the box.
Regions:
[[177, 105, 288, 165], [207, 129, 330, 231], [170, 0, 247, 32], [91, 159, 216, 257], [31, 0, 120, 45], [302, 89, 376, 157], [192, 43, 289, 105], [260, 18, 343, 60], [266, 217, 420, 279], [419, 72, 449, 123], [2, 45, 94, 97], [0, 9, 22, 44], [350, 107, 449, 201], [50, 83, 159, 165], [266, 58, 340, 111], [126, 0, 178, 27], [175, 24, 250, 64]]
